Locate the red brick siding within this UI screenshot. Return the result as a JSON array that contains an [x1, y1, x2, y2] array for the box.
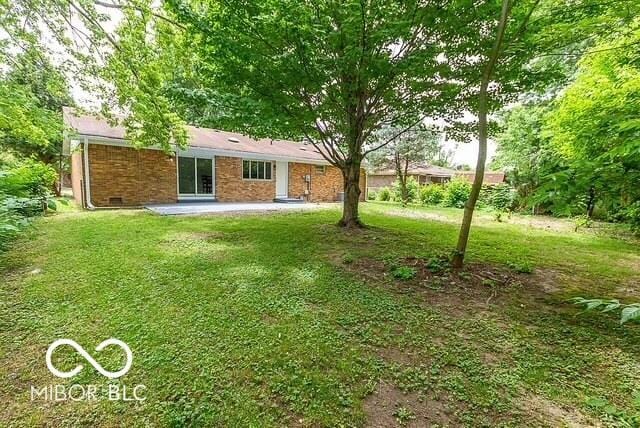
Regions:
[[288, 163, 366, 202], [88, 144, 177, 207], [78, 143, 368, 206], [455, 172, 506, 185], [215, 156, 275, 202]]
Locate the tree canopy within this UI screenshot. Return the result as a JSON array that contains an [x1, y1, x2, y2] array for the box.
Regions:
[[492, 19, 640, 228], [0, 49, 73, 164]]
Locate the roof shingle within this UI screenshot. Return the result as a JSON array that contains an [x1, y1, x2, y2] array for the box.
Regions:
[[63, 107, 328, 163]]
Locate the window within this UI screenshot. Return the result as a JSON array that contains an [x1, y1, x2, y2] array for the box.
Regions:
[[178, 157, 196, 194], [196, 158, 213, 194], [179, 156, 214, 195], [242, 160, 272, 180], [314, 165, 326, 175]]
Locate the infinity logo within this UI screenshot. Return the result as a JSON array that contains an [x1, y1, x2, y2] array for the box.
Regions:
[[46, 339, 133, 379]]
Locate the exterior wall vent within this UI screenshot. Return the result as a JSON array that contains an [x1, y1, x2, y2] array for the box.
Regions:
[[108, 197, 123, 206]]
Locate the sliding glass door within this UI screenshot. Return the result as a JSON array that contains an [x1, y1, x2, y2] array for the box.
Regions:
[[178, 156, 214, 197]]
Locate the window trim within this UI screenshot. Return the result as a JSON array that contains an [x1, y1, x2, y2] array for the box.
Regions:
[[314, 165, 326, 175], [177, 155, 215, 197], [242, 159, 273, 181]]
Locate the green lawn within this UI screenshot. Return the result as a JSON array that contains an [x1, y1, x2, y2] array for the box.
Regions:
[[1, 203, 639, 427]]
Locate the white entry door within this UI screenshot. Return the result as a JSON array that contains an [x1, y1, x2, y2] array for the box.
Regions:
[[275, 161, 288, 198]]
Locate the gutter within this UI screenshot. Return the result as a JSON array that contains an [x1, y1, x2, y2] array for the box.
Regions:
[[83, 137, 96, 210], [78, 133, 330, 165]]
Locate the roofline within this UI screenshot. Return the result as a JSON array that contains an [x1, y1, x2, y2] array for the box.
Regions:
[[71, 133, 331, 165], [368, 171, 455, 177], [455, 170, 505, 175]]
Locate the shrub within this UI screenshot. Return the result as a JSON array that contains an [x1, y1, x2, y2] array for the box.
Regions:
[[442, 178, 472, 208], [622, 201, 640, 235], [0, 202, 28, 250], [0, 159, 57, 251], [392, 177, 419, 204], [391, 266, 417, 280], [367, 190, 377, 201], [479, 183, 517, 211], [507, 260, 533, 274], [376, 187, 391, 201], [0, 159, 57, 200], [573, 214, 593, 232], [419, 184, 445, 205], [342, 253, 355, 264]]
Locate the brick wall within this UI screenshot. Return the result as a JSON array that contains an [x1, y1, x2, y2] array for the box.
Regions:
[[215, 156, 276, 202], [78, 143, 368, 206], [368, 174, 434, 190], [367, 174, 395, 191], [288, 163, 366, 202], [88, 144, 177, 207]]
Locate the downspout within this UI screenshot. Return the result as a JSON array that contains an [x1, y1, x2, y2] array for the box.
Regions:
[[83, 137, 96, 210]]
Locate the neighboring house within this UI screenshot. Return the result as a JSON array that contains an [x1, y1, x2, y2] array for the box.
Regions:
[[367, 164, 457, 192], [366, 164, 506, 194], [63, 107, 365, 208], [455, 171, 506, 185]]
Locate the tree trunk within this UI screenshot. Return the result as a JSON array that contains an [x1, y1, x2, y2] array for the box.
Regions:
[[586, 186, 596, 217], [452, 0, 511, 269], [452, 97, 489, 268], [394, 153, 409, 207], [56, 150, 63, 197], [339, 160, 363, 228]]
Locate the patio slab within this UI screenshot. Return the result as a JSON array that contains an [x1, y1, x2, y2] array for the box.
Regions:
[[145, 202, 332, 216]]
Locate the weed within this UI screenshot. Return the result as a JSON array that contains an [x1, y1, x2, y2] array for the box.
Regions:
[[392, 266, 417, 280]]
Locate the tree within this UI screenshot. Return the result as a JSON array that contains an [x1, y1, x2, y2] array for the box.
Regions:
[[108, 0, 465, 228], [492, 19, 640, 226], [367, 125, 440, 206], [0, 52, 74, 193], [492, 103, 555, 212], [448, 0, 639, 267], [542, 21, 640, 222], [162, 0, 468, 227]]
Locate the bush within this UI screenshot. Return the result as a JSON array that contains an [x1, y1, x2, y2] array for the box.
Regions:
[[0, 159, 57, 251], [479, 183, 517, 211], [0, 159, 57, 200], [391, 266, 417, 280], [442, 178, 472, 208], [367, 190, 377, 201], [419, 184, 445, 205], [392, 177, 419, 204], [0, 202, 28, 251], [622, 201, 640, 235], [376, 187, 391, 201]]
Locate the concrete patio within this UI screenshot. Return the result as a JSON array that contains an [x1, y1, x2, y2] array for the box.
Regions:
[[145, 201, 333, 216]]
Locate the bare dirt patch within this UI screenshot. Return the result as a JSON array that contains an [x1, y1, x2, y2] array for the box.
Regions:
[[523, 394, 601, 428], [364, 381, 459, 427], [339, 255, 548, 315], [377, 347, 427, 366]]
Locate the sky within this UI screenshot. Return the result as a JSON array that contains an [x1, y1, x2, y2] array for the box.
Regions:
[[444, 139, 497, 167]]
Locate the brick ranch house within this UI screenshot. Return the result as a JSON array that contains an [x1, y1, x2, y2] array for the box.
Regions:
[[366, 165, 505, 193], [63, 108, 365, 208], [367, 164, 457, 192]]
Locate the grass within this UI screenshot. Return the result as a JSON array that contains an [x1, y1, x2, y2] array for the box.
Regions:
[[1, 202, 639, 427]]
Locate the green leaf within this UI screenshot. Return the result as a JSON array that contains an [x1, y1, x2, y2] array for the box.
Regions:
[[620, 306, 640, 324]]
